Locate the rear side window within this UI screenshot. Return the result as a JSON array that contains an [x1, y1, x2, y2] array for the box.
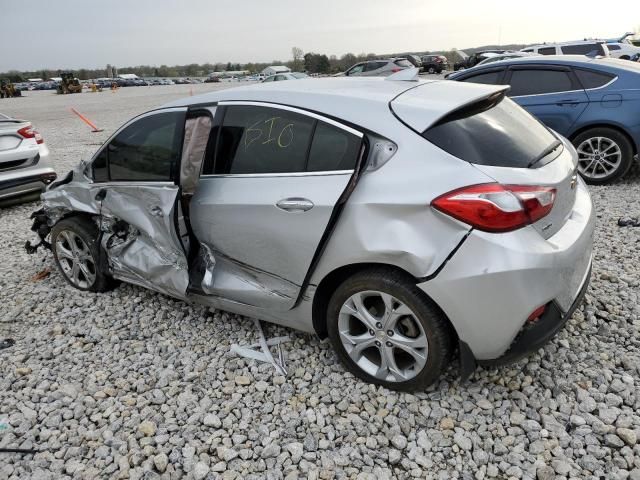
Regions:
[[307, 123, 361, 172], [561, 43, 603, 56], [212, 106, 314, 174], [574, 69, 615, 88], [394, 59, 413, 67], [538, 47, 556, 55], [460, 71, 502, 85], [422, 97, 558, 168], [364, 62, 385, 72], [508, 69, 573, 96], [608, 44, 621, 51]]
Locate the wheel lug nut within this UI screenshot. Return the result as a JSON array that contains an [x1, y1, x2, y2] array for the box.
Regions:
[[386, 341, 393, 347], [375, 322, 382, 329], [375, 340, 381, 347], [369, 329, 375, 336], [387, 330, 394, 336]]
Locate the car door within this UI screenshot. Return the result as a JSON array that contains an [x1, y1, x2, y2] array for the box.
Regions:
[[189, 102, 364, 311], [89, 108, 190, 298], [504, 66, 589, 135]]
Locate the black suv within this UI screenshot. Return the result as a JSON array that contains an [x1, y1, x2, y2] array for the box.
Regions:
[[421, 55, 449, 74]]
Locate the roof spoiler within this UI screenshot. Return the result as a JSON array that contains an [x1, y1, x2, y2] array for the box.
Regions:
[[429, 89, 509, 129], [385, 67, 420, 82]]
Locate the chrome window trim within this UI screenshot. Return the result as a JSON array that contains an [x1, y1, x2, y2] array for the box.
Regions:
[[200, 170, 354, 179], [510, 74, 618, 99], [88, 181, 176, 187], [218, 101, 364, 138]]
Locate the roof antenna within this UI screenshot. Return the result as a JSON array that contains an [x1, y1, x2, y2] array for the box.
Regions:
[[385, 67, 420, 82]]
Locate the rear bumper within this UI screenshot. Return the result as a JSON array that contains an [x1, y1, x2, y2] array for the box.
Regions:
[[418, 178, 595, 361], [0, 169, 57, 200], [477, 260, 590, 367]]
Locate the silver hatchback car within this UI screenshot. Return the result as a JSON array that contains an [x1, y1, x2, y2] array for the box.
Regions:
[[343, 58, 414, 77], [28, 77, 594, 391]]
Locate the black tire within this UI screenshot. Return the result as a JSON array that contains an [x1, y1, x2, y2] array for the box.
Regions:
[[326, 268, 453, 391], [572, 127, 634, 185], [51, 216, 114, 292], [427, 66, 435, 74]]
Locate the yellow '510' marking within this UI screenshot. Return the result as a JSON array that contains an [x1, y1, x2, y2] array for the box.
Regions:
[[243, 117, 295, 151]]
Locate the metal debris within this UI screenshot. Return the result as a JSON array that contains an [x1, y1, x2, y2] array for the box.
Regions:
[[230, 318, 290, 376]]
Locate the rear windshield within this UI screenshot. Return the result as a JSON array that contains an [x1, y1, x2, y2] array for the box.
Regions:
[[422, 97, 559, 168]]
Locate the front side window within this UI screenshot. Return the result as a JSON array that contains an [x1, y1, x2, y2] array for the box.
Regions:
[[538, 47, 556, 55], [508, 69, 574, 96], [461, 71, 502, 84], [608, 44, 621, 51], [95, 111, 184, 182], [213, 106, 314, 174]]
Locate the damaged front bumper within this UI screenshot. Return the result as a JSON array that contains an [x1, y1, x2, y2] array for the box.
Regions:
[[25, 208, 53, 254]]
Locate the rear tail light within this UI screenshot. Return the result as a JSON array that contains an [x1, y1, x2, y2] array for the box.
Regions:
[[391, 68, 402, 73], [432, 183, 556, 233], [17, 126, 44, 144]]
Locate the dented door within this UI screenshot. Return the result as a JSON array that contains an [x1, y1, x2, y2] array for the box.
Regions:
[[89, 108, 190, 298]]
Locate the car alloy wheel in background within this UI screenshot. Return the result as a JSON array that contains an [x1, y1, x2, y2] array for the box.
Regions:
[[576, 137, 622, 180]]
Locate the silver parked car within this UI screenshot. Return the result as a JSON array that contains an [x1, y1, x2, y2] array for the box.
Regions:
[[262, 72, 309, 82], [27, 77, 594, 391], [0, 113, 56, 206], [342, 58, 414, 77]]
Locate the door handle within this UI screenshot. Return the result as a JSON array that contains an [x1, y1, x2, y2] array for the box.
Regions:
[[149, 206, 164, 217], [276, 198, 314, 212]]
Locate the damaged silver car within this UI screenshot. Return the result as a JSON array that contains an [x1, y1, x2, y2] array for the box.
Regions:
[[27, 76, 594, 391]]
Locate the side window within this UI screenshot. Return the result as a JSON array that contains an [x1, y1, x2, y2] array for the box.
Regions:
[[274, 75, 285, 81], [94, 111, 184, 182], [92, 149, 109, 182], [561, 44, 599, 55], [574, 69, 615, 89], [521, 48, 533, 53], [461, 71, 502, 84], [508, 69, 573, 96], [263, 76, 275, 82], [347, 64, 364, 75], [307, 122, 361, 172], [213, 106, 314, 174], [608, 44, 621, 51], [538, 47, 556, 55]]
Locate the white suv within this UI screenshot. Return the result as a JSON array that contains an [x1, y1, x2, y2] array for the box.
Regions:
[[521, 40, 610, 57]]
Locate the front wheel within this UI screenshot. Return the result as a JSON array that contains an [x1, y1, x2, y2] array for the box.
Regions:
[[51, 217, 113, 292], [573, 127, 634, 184], [327, 269, 453, 391], [428, 67, 435, 74]]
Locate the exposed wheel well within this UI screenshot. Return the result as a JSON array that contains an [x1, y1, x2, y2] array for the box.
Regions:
[[311, 263, 458, 345], [570, 124, 637, 156]]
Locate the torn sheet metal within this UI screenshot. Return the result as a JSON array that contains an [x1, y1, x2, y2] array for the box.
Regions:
[[230, 318, 290, 376]]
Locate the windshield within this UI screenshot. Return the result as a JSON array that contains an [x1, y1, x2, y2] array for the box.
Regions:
[[422, 97, 560, 168]]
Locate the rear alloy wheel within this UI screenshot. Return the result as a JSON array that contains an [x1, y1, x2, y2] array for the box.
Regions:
[[51, 217, 113, 292], [428, 67, 436, 74], [327, 269, 452, 391], [573, 128, 634, 184]]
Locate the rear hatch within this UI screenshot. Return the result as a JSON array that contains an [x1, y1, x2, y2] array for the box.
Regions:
[[391, 82, 577, 239]]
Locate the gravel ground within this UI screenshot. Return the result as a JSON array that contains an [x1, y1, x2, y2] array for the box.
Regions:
[[1, 84, 640, 480]]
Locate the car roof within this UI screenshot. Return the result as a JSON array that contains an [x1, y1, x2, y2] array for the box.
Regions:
[[163, 77, 506, 135]]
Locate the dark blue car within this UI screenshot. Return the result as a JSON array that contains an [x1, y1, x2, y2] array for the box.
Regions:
[[448, 56, 640, 184]]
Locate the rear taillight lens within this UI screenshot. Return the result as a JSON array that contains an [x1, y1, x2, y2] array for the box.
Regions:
[[391, 68, 402, 73], [432, 183, 556, 233], [17, 126, 44, 144]]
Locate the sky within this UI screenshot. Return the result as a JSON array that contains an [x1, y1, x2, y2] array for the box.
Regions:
[[1, 0, 638, 71]]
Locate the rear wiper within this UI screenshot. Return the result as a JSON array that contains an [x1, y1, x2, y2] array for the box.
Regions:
[[527, 139, 562, 168]]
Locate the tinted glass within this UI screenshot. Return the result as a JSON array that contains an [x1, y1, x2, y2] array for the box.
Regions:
[[348, 64, 364, 75], [508, 70, 573, 96], [561, 43, 601, 55], [307, 123, 361, 172], [608, 44, 621, 51], [422, 98, 558, 168], [214, 106, 314, 174], [92, 149, 109, 182], [108, 112, 183, 181], [521, 48, 533, 53], [461, 71, 502, 84], [364, 62, 382, 72], [539, 47, 556, 55], [394, 59, 413, 67], [574, 69, 615, 89]]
